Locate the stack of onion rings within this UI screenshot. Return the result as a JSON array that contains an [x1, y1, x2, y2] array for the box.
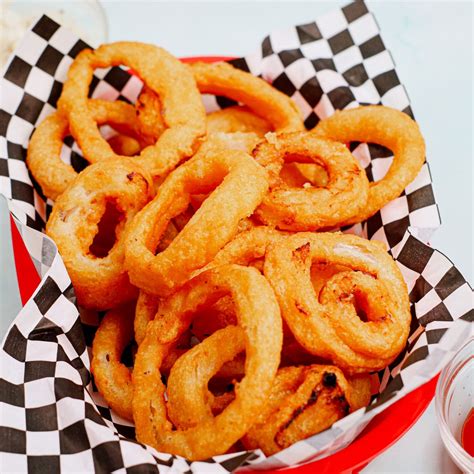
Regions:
[[26, 39, 424, 461], [132, 264, 282, 460], [166, 329, 371, 456]]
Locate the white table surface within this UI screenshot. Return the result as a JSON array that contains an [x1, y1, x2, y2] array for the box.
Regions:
[[1, 1, 472, 472], [105, 2, 472, 472]]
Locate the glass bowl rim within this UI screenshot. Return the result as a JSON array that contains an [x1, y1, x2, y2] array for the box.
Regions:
[[434, 335, 473, 471]]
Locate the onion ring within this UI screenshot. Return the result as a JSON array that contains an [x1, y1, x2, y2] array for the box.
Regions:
[[263, 232, 411, 373], [135, 91, 270, 156], [242, 365, 353, 454], [190, 228, 327, 372], [135, 283, 244, 382], [57, 42, 206, 178], [312, 105, 426, 223], [167, 325, 245, 429], [91, 303, 135, 420], [46, 159, 154, 309], [27, 99, 146, 200], [197, 228, 350, 369], [124, 147, 268, 296], [167, 334, 368, 456], [136, 85, 273, 157], [253, 132, 370, 230], [91, 300, 190, 422], [190, 61, 304, 132], [135, 288, 244, 380], [132, 264, 282, 460]]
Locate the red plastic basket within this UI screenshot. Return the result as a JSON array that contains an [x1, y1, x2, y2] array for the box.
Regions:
[[8, 54, 436, 473]]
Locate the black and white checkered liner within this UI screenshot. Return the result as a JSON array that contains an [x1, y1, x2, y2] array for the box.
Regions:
[[0, 2, 472, 472]]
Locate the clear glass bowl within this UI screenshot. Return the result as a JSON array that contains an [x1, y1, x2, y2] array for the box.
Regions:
[[435, 336, 474, 473], [1, 0, 108, 67]]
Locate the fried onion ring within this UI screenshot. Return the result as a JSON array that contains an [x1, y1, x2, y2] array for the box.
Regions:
[[91, 303, 135, 420], [124, 148, 268, 296], [185, 133, 265, 213], [132, 264, 282, 460], [242, 365, 353, 454], [135, 287, 244, 380], [263, 232, 411, 373], [312, 105, 425, 223], [27, 100, 145, 200], [190, 61, 304, 132], [167, 337, 366, 456], [253, 132, 370, 230], [91, 300, 191, 422], [167, 325, 245, 429], [46, 160, 154, 309], [58, 42, 206, 178]]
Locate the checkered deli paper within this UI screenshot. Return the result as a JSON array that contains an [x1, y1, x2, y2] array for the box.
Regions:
[[1, 1, 472, 472]]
